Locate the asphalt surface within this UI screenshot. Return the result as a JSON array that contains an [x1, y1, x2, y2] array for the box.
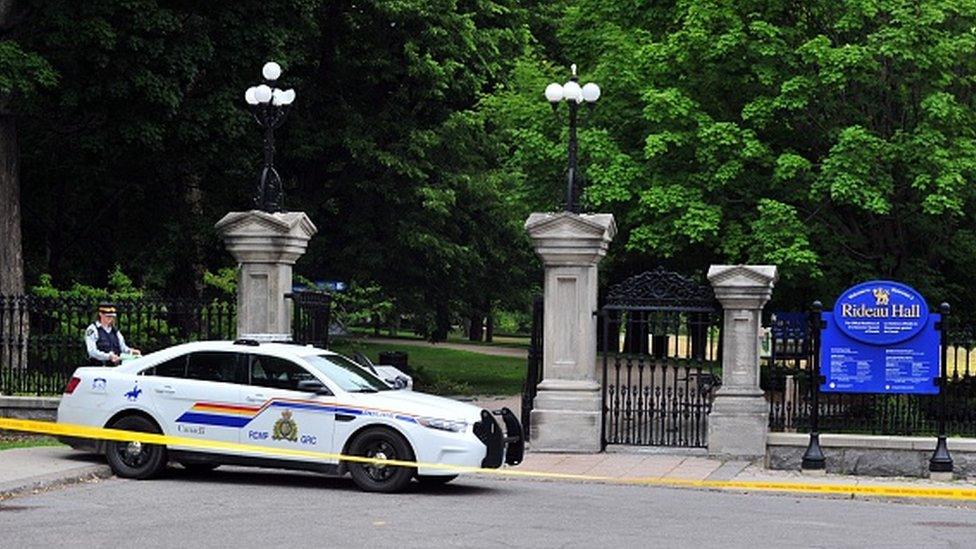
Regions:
[[1, 467, 975, 548]]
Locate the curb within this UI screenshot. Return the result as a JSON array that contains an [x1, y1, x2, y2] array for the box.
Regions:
[[0, 463, 113, 500]]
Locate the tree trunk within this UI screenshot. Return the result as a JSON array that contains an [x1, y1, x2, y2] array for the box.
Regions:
[[468, 312, 483, 342], [0, 114, 23, 295], [182, 172, 206, 298], [0, 2, 29, 386], [432, 302, 450, 342], [388, 312, 399, 337], [0, 111, 26, 383], [485, 311, 494, 343]]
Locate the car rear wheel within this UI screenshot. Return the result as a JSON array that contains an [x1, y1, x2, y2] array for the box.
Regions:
[[105, 415, 167, 479], [346, 427, 416, 493], [416, 474, 458, 487]]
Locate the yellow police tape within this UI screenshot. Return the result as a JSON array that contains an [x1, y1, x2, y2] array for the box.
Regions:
[[3, 417, 976, 501]]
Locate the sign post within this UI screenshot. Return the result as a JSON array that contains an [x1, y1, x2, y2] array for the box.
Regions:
[[930, 303, 953, 475], [801, 281, 951, 474], [801, 301, 826, 471]]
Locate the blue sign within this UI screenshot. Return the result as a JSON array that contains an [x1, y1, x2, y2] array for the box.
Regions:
[[821, 280, 940, 395], [314, 280, 347, 292]]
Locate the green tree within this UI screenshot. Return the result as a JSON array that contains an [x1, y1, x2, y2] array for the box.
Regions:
[[16, 0, 539, 338], [487, 0, 976, 312], [0, 0, 57, 295]]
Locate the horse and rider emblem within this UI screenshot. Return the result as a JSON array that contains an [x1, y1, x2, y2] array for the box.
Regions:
[[272, 410, 298, 442], [124, 382, 142, 401], [873, 287, 890, 306]]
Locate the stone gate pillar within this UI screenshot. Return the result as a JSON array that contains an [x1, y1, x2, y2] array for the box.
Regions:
[[525, 212, 616, 452], [706, 265, 778, 459], [215, 211, 317, 340]]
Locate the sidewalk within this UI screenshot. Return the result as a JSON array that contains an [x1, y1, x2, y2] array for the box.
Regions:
[[516, 451, 976, 490], [3, 444, 976, 504], [0, 446, 110, 499]]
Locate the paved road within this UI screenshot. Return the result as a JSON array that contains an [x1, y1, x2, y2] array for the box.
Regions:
[[1, 468, 975, 548]]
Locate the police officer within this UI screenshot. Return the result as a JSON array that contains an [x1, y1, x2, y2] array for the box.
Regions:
[[85, 303, 141, 365]]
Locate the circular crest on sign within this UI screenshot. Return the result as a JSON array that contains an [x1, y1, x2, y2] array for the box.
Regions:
[[832, 280, 929, 345]]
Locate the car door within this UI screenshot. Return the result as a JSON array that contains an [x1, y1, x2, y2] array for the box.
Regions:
[[240, 353, 337, 462], [147, 351, 247, 448]]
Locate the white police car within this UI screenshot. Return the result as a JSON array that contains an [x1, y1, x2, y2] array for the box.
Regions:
[[56, 340, 523, 492]]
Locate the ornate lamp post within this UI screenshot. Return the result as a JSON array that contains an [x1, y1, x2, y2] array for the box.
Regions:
[[244, 62, 296, 213], [545, 64, 600, 213]]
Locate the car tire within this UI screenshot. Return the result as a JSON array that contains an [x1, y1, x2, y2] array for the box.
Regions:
[[346, 427, 416, 493], [416, 474, 458, 487], [104, 415, 167, 480], [179, 462, 220, 473]]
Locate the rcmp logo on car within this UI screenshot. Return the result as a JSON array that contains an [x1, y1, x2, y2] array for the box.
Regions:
[[272, 410, 298, 442]]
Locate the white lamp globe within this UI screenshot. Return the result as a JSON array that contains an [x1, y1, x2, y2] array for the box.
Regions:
[[254, 84, 272, 103], [582, 82, 601, 102], [562, 80, 582, 102], [262, 61, 282, 81], [545, 83, 564, 103], [280, 89, 296, 105], [244, 87, 259, 105]]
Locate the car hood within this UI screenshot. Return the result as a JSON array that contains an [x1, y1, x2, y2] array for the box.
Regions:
[[346, 390, 484, 423]]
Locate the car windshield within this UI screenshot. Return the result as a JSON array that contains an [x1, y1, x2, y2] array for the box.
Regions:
[[304, 354, 392, 393]]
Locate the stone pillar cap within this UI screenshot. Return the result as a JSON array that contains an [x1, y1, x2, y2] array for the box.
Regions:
[[525, 211, 617, 239], [525, 212, 616, 267], [215, 210, 318, 265], [707, 264, 778, 308], [707, 264, 778, 287], [215, 210, 318, 238]]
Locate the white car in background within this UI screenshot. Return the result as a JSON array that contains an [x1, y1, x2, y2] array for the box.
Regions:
[[57, 340, 523, 492]]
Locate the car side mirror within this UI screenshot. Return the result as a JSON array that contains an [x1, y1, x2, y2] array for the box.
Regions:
[[297, 379, 332, 395]]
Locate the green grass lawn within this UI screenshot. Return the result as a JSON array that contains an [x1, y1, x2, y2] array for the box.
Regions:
[[330, 339, 526, 396], [345, 327, 531, 349], [0, 435, 64, 451]]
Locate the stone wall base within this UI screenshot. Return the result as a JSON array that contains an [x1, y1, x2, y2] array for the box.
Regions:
[[0, 396, 60, 422], [529, 409, 602, 452], [707, 394, 767, 459], [767, 433, 976, 479], [530, 388, 602, 452]]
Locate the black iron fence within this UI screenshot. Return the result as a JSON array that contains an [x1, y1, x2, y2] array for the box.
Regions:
[[0, 295, 235, 395], [290, 290, 332, 349], [765, 312, 976, 437], [520, 296, 543, 440]]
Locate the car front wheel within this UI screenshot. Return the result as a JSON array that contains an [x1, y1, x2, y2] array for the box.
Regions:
[[346, 427, 416, 493], [105, 415, 167, 479]]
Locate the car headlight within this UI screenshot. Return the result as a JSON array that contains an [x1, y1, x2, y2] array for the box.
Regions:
[[416, 417, 468, 433]]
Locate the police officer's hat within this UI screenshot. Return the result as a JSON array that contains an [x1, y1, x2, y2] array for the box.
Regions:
[[97, 302, 117, 317]]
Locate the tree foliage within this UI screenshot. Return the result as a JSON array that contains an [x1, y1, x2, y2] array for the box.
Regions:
[[12, 0, 976, 328], [483, 0, 976, 311], [17, 0, 537, 337]]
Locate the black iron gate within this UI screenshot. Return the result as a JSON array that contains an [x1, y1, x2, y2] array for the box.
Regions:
[[290, 290, 332, 348], [599, 268, 723, 448]]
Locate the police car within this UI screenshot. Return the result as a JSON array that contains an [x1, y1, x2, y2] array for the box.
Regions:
[[56, 340, 523, 492]]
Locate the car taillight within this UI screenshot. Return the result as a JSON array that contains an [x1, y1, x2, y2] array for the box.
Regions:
[[64, 377, 81, 395]]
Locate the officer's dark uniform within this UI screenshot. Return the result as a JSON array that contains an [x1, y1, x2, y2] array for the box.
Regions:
[[84, 304, 132, 366]]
